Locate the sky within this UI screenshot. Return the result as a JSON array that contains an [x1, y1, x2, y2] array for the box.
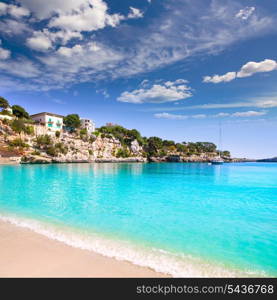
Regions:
[[0, 0, 277, 159]]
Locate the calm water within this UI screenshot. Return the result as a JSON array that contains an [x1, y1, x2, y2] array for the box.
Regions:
[[0, 163, 276, 276]]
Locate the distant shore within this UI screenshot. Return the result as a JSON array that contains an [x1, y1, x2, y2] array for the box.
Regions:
[[0, 220, 167, 278], [1, 156, 259, 165]]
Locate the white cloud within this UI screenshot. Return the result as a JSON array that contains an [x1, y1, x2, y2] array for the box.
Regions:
[[0, 19, 30, 35], [1, 0, 277, 92], [26, 32, 53, 51], [47, 1, 142, 32], [203, 72, 236, 83], [0, 58, 41, 78], [232, 110, 267, 117], [57, 44, 84, 57], [235, 7, 255, 20], [192, 114, 206, 119], [154, 112, 188, 120], [154, 110, 267, 120], [203, 59, 277, 83], [214, 112, 230, 117], [117, 79, 192, 104], [26, 29, 83, 51], [0, 2, 30, 18], [237, 59, 277, 78], [18, 0, 93, 19], [128, 7, 143, 19], [0, 41, 11, 60]]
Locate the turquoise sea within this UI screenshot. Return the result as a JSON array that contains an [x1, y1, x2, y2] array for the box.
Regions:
[[0, 162, 276, 277]]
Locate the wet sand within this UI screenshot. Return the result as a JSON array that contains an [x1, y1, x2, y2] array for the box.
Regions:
[[0, 221, 167, 278]]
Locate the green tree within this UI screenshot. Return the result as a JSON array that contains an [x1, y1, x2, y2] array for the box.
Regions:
[[222, 150, 231, 157], [63, 114, 81, 131], [163, 140, 175, 147], [12, 105, 29, 119], [0, 97, 9, 109], [146, 136, 163, 156]]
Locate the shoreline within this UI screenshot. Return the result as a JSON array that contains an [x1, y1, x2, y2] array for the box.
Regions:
[[0, 214, 262, 278], [0, 220, 167, 278]]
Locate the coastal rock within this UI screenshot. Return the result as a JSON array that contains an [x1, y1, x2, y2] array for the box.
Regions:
[[95, 157, 147, 163], [21, 155, 52, 164], [130, 140, 142, 155]]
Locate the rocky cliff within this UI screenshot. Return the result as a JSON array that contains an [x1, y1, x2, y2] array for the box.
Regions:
[[0, 120, 146, 164], [0, 119, 231, 164]]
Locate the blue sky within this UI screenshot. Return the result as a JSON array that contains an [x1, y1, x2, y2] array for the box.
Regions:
[[0, 0, 277, 158]]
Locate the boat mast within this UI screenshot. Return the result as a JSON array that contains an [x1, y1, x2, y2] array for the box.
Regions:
[[219, 121, 222, 158]]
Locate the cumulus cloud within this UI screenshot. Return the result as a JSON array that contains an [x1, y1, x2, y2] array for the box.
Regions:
[[57, 44, 84, 57], [235, 7, 255, 20], [203, 59, 277, 83], [26, 29, 83, 51], [0, 2, 30, 18], [237, 59, 277, 78], [1, 0, 277, 91], [203, 72, 236, 83], [47, 1, 142, 32], [26, 32, 53, 51], [128, 7, 144, 19], [0, 41, 11, 60], [0, 19, 31, 35], [117, 79, 192, 104]]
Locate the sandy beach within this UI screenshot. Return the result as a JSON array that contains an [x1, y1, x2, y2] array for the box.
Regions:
[[0, 221, 166, 278], [0, 157, 20, 165]]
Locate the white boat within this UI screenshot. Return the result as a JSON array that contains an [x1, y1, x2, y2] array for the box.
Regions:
[[211, 157, 224, 165]]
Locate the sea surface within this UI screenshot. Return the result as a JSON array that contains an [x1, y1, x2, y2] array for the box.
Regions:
[[0, 162, 276, 277]]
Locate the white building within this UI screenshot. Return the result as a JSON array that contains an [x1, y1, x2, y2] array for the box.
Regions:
[[31, 112, 63, 132], [81, 118, 95, 133]]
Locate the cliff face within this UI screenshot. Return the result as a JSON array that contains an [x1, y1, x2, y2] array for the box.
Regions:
[[0, 120, 146, 163], [0, 119, 230, 164]]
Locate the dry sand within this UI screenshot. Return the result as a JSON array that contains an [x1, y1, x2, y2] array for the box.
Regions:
[[0, 221, 167, 278]]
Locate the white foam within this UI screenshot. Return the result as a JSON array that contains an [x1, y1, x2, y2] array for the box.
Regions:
[[0, 213, 262, 277]]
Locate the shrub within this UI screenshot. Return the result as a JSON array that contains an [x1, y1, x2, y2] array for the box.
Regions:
[[8, 138, 29, 148], [11, 119, 26, 133], [79, 128, 87, 135], [55, 142, 68, 155], [88, 149, 93, 155], [10, 119, 34, 135], [35, 135, 52, 147], [116, 148, 129, 158], [46, 146, 58, 157], [31, 150, 41, 156], [55, 131, 61, 138], [24, 125, 34, 135]]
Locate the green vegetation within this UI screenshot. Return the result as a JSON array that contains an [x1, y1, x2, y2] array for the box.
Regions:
[[12, 105, 29, 119], [31, 150, 41, 156], [98, 125, 144, 147], [8, 138, 29, 148], [10, 119, 34, 135], [64, 114, 81, 131], [35, 135, 68, 157], [116, 147, 130, 158], [55, 131, 61, 138], [0, 97, 9, 109], [35, 135, 52, 148]]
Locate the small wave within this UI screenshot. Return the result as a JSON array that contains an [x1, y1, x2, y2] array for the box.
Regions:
[[0, 212, 264, 277]]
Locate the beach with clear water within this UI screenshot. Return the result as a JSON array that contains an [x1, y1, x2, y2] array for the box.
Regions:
[[0, 162, 276, 277]]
